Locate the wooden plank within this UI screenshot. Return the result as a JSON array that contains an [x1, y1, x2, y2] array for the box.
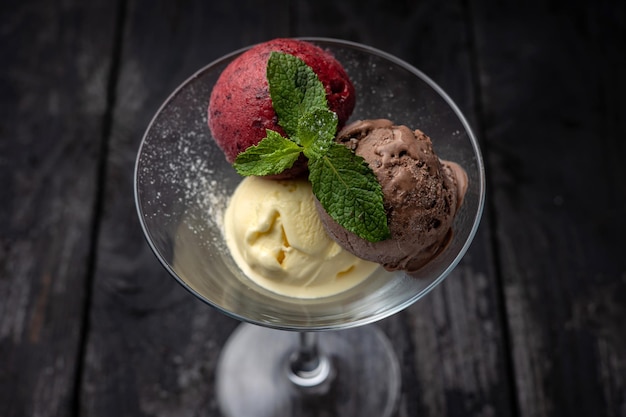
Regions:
[[0, 1, 118, 416], [469, 0, 626, 416], [293, 2, 515, 416], [80, 1, 292, 415]]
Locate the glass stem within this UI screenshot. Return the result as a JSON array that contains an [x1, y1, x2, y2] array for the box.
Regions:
[[287, 332, 333, 392]]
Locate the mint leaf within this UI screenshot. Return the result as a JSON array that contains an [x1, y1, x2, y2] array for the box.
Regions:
[[234, 129, 302, 176], [308, 143, 390, 242], [231, 50, 390, 242], [267, 52, 328, 138], [297, 108, 337, 152]]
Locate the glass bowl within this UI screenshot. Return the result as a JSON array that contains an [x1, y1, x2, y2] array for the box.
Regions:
[[134, 37, 485, 331]]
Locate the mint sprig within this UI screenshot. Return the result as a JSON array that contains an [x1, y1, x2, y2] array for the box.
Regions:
[[233, 52, 390, 242]]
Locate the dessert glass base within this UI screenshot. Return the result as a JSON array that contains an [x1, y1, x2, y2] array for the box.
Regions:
[[135, 38, 484, 417], [217, 323, 400, 417]]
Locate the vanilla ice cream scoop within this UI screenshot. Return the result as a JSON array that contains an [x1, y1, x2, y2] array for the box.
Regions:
[[224, 176, 379, 298]]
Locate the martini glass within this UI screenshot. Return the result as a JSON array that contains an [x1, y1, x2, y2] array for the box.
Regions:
[[135, 38, 484, 417]]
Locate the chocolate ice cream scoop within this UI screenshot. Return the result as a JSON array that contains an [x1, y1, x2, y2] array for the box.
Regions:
[[316, 119, 467, 273]]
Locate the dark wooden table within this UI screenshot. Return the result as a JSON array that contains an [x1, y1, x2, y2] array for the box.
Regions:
[[2, 0, 625, 416]]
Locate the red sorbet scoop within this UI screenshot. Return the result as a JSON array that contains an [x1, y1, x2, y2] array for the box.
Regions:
[[208, 38, 356, 178]]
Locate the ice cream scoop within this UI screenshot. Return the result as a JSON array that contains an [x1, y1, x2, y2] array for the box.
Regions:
[[224, 176, 380, 298], [316, 119, 468, 273], [208, 38, 356, 179]]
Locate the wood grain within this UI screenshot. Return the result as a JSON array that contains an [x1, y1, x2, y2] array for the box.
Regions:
[[0, 1, 117, 416], [469, 0, 626, 416]]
